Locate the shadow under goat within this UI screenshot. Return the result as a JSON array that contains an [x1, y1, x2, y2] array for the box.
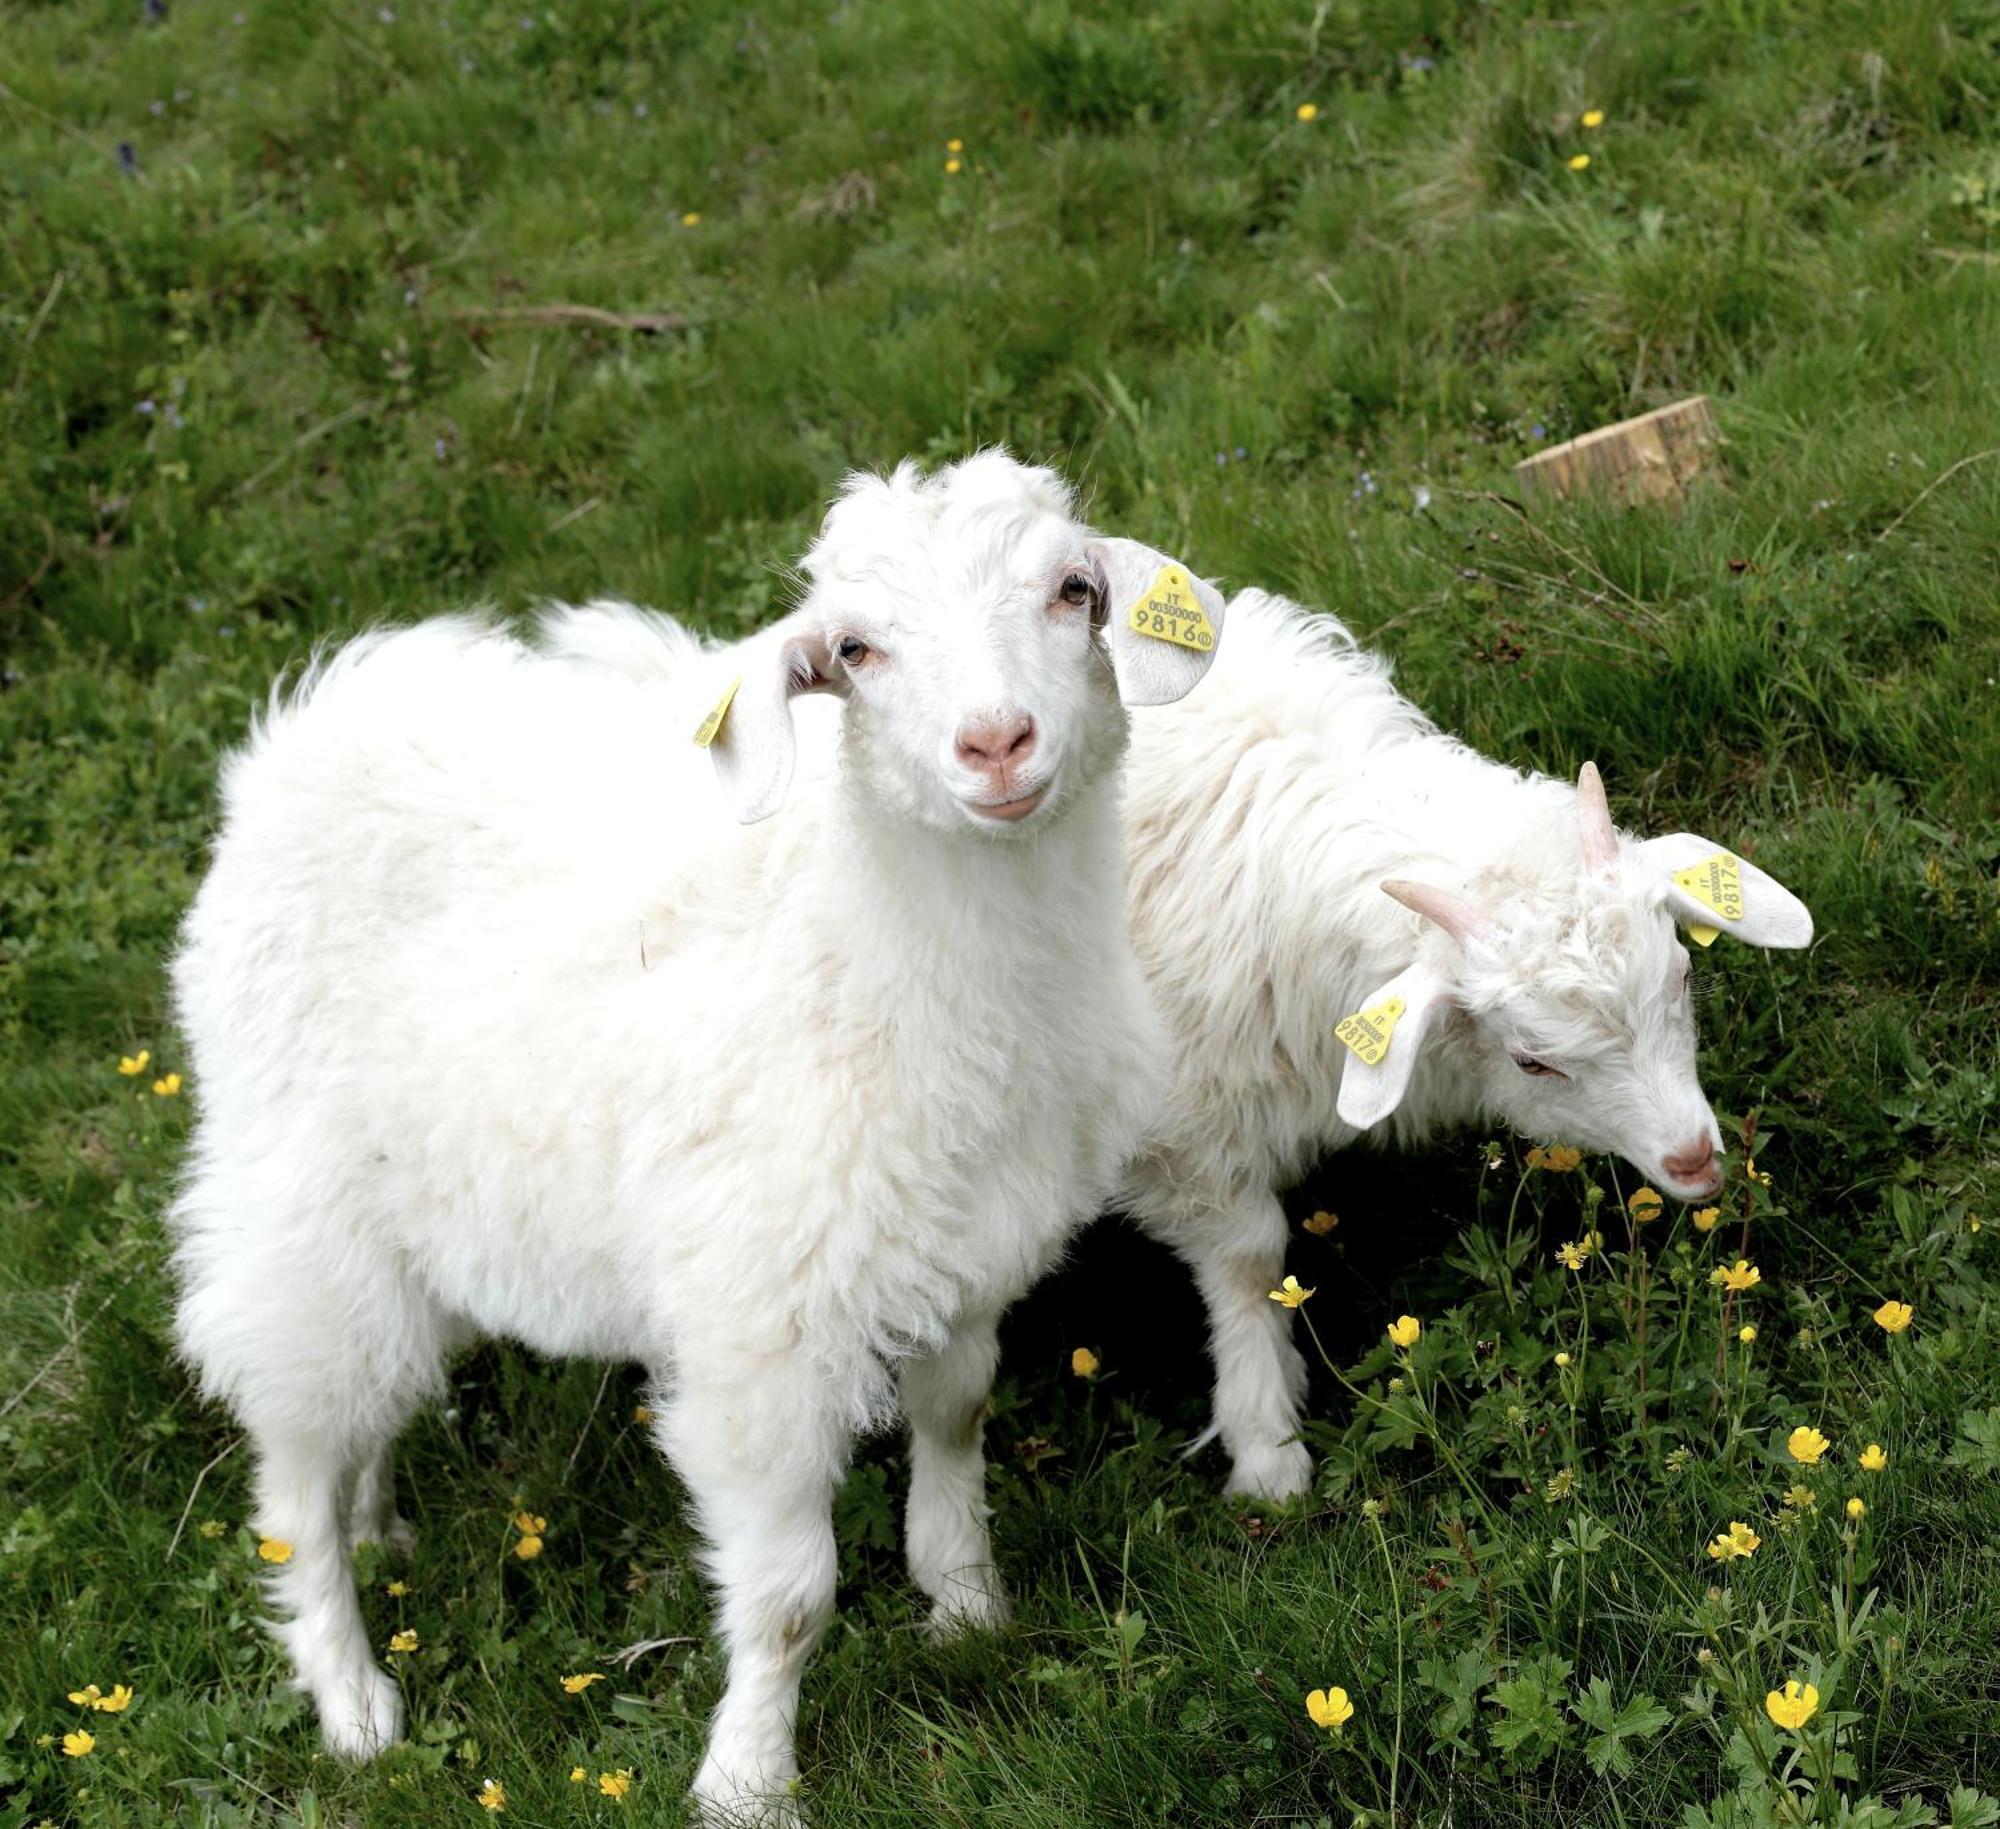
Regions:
[[1117, 589, 1813, 1500]]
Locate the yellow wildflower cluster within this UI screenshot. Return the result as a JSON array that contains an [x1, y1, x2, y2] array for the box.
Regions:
[[1706, 1520, 1761, 1562], [67, 1683, 133, 1713], [514, 1511, 547, 1560]]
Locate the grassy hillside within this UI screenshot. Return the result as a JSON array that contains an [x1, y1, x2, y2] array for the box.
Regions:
[[2, 1, 1996, 1823]]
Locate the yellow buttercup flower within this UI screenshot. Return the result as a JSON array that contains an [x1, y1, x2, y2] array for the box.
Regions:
[[680, 211, 701, 227], [1846, 1497, 1865, 1520], [1268, 1276, 1315, 1309], [946, 137, 964, 152], [1529, 1144, 1583, 1173], [1711, 1259, 1761, 1292], [1627, 1186, 1664, 1223], [1743, 1156, 1772, 1187], [1070, 1347, 1099, 1377], [1765, 1680, 1819, 1731], [257, 1537, 293, 1564], [1568, 153, 1591, 171], [944, 158, 962, 174], [1387, 1315, 1421, 1349], [1787, 1425, 1831, 1466], [570, 1766, 587, 1783], [198, 1518, 226, 1538], [92, 1685, 133, 1714], [599, 1768, 633, 1800], [152, 1072, 182, 1097], [67, 1684, 102, 1706], [1554, 1351, 1572, 1368], [633, 1405, 652, 1424], [1581, 108, 1606, 128], [477, 1778, 506, 1811], [1859, 1443, 1887, 1472], [1872, 1300, 1913, 1334], [386, 1579, 409, 1597], [117, 1050, 150, 1076], [1739, 1325, 1757, 1345], [62, 1729, 95, 1757], [1305, 1686, 1354, 1729], [561, 1673, 604, 1694], [1295, 102, 1319, 122], [513, 1512, 546, 1536], [1692, 1206, 1721, 1233], [1303, 1209, 1339, 1235], [388, 1629, 419, 1654], [514, 1534, 544, 1560], [1706, 1520, 1761, 1561], [1556, 1240, 1590, 1271]]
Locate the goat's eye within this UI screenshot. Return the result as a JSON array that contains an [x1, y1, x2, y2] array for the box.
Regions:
[[1057, 572, 1094, 609], [835, 636, 870, 665], [1512, 1054, 1568, 1080]]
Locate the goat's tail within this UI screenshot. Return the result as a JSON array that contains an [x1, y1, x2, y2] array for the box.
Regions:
[[537, 599, 703, 684]]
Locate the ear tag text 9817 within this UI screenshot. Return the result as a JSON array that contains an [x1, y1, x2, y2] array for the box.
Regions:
[[1335, 996, 1406, 1066], [692, 676, 741, 749], [1126, 563, 1216, 653], [1673, 851, 1744, 948]]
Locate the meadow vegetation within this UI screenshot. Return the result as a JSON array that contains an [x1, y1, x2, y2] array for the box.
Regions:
[[2, 0, 1996, 1822]]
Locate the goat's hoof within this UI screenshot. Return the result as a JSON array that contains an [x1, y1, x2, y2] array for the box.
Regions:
[[691, 1762, 806, 1827], [348, 1513, 417, 1556], [317, 1663, 403, 1762], [924, 1585, 1012, 1643], [1224, 1439, 1314, 1503]]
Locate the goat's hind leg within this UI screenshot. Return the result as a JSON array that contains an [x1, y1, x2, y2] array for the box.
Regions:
[[178, 1224, 440, 1760]]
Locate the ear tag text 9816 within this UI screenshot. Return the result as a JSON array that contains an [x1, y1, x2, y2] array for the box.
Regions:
[[1335, 996, 1406, 1066], [1126, 564, 1216, 653], [692, 676, 742, 749], [1673, 851, 1744, 948]]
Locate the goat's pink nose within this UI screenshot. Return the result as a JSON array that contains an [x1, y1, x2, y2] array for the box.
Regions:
[[1663, 1139, 1718, 1183], [956, 713, 1036, 771]]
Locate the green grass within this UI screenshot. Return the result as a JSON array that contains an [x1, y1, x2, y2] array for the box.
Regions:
[[4, 0, 1998, 1822]]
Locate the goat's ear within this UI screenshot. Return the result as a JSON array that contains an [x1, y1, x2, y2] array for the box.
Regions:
[[1635, 833, 1814, 950], [700, 611, 841, 824], [1335, 962, 1453, 1132], [1087, 537, 1227, 707]]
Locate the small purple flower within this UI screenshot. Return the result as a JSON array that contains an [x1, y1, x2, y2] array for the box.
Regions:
[[117, 141, 140, 175], [137, 397, 156, 415], [1529, 422, 1547, 441], [434, 438, 449, 461], [1233, 445, 1247, 460]]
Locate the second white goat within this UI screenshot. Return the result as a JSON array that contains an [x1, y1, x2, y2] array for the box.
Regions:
[[1119, 589, 1812, 1499]]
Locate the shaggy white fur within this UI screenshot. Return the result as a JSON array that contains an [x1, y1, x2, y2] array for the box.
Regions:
[[1119, 589, 1813, 1500], [169, 452, 1226, 1824]]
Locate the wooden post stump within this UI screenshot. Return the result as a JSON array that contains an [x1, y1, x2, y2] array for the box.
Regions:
[[1515, 395, 1721, 504]]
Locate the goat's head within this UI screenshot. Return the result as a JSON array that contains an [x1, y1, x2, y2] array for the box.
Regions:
[[705, 450, 1225, 831], [1336, 763, 1813, 1202]]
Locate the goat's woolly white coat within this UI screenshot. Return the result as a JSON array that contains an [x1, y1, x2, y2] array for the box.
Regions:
[[1119, 590, 1812, 1499], [169, 453, 1225, 1824]]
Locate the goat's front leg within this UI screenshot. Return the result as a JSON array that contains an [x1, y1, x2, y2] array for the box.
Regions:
[[1171, 1186, 1314, 1500], [662, 1361, 845, 1828], [900, 1312, 1010, 1635]]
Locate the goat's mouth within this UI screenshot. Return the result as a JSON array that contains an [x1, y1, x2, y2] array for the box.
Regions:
[[963, 786, 1049, 824]]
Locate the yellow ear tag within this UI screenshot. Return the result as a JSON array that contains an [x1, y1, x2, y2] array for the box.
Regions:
[[692, 675, 741, 748], [1126, 563, 1216, 653], [1673, 852, 1744, 943], [1335, 995, 1406, 1067]]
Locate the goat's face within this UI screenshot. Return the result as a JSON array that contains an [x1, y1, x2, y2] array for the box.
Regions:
[[1337, 765, 1813, 1204], [703, 451, 1226, 831], [1454, 875, 1724, 1200]]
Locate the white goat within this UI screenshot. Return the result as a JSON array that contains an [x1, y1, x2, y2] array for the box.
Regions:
[[169, 451, 1226, 1823], [1119, 590, 1813, 1500]]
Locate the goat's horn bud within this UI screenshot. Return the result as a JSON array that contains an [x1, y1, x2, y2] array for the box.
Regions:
[[1576, 760, 1619, 874], [1382, 878, 1492, 949]]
